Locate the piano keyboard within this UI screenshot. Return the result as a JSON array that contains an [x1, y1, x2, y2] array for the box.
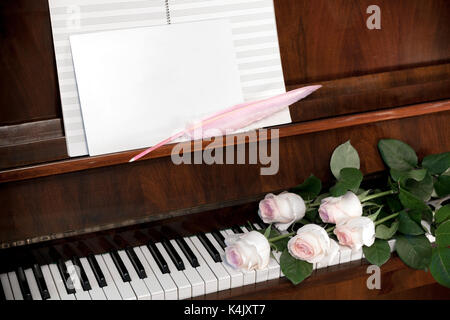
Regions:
[[0, 222, 435, 300]]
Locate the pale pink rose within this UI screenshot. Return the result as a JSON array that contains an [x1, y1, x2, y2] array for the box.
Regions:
[[334, 216, 375, 250], [224, 231, 270, 271], [258, 192, 306, 231], [287, 224, 338, 264], [318, 191, 362, 224]]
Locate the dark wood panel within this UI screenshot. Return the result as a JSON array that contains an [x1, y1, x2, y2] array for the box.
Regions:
[[0, 119, 68, 169], [1, 99, 448, 184], [1, 108, 449, 246], [275, 0, 450, 85], [288, 64, 450, 122], [0, 0, 61, 125], [196, 257, 450, 300]]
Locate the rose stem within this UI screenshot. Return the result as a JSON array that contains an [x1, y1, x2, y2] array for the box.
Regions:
[[374, 211, 400, 226], [360, 190, 395, 203], [268, 232, 295, 243]]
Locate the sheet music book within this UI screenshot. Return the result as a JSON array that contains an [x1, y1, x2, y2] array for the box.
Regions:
[[48, 0, 289, 157]]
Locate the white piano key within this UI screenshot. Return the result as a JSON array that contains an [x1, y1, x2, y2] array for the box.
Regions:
[[93, 254, 122, 300], [351, 248, 363, 261], [205, 232, 244, 288], [24, 268, 42, 300], [79, 258, 107, 300], [222, 229, 256, 285], [182, 237, 218, 294], [339, 245, 352, 264], [241, 226, 269, 282], [170, 239, 205, 297], [40, 265, 60, 300], [8, 272, 23, 300], [132, 247, 164, 300], [139, 245, 178, 300], [65, 261, 91, 300], [190, 235, 231, 291], [388, 239, 396, 253], [328, 250, 340, 267], [0, 273, 14, 300], [155, 242, 191, 300], [102, 253, 136, 300], [48, 264, 76, 300], [253, 223, 281, 280], [271, 251, 284, 277], [316, 260, 328, 269], [117, 250, 151, 300]]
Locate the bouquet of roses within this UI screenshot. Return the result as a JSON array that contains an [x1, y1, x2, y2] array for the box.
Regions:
[[223, 139, 450, 288]]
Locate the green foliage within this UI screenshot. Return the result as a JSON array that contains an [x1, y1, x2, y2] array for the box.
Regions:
[[330, 168, 363, 196], [398, 211, 424, 235], [362, 239, 390, 266], [378, 139, 418, 171], [291, 175, 322, 200], [435, 205, 450, 225], [375, 220, 399, 239], [395, 235, 432, 270], [330, 141, 360, 179], [435, 220, 450, 247], [422, 152, 450, 175], [435, 175, 450, 197], [280, 249, 313, 285], [430, 247, 450, 288]]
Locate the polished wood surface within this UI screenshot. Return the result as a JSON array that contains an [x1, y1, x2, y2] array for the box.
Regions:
[[1, 107, 449, 247], [1, 99, 449, 184]]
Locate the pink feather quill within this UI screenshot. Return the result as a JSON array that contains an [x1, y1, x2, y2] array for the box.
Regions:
[[129, 85, 321, 162]]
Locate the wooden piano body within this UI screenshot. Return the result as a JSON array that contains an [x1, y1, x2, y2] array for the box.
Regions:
[[1, 0, 450, 299]]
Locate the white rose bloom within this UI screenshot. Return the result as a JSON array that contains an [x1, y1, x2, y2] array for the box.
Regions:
[[224, 231, 271, 271], [258, 192, 306, 231], [318, 191, 363, 224], [334, 216, 375, 250]]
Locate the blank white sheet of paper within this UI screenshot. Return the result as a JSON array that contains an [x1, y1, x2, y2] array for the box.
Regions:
[[70, 19, 243, 156]]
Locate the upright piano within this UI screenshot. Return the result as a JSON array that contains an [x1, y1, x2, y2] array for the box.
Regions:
[[1, 0, 450, 300]]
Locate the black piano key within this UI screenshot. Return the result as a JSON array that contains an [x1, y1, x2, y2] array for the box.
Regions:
[[231, 225, 244, 234], [256, 221, 268, 230], [125, 247, 147, 279], [57, 260, 76, 294], [175, 238, 199, 268], [72, 257, 91, 291], [16, 268, 33, 300], [162, 239, 185, 271], [197, 233, 222, 263], [110, 251, 131, 282], [147, 242, 169, 274], [211, 230, 227, 250], [32, 264, 50, 300], [87, 254, 107, 287]]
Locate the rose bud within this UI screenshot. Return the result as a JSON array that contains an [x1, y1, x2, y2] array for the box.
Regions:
[[287, 224, 338, 264], [318, 191, 362, 224], [224, 230, 271, 271], [258, 192, 306, 231], [334, 216, 375, 250]]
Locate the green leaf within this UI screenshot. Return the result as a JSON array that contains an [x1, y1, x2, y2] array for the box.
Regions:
[[330, 168, 363, 196], [395, 234, 432, 270], [435, 175, 450, 197], [401, 173, 434, 201], [430, 247, 450, 288], [367, 206, 383, 221], [398, 187, 432, 220], [362, 239, 391, 266], [280, 249, 313, 285], [305, 208, 319, 224], [435, 220, 450, 247], [271, 238, 289, 253], [376, 220, 399, 239], [435, 205, 450, 225], [264, 226, 271, 239], [422, 152, 450, 175], [330, 141, 360, 179], [291, 175, 322, 200], [378, 139, 418, 171], [398, 211, 424, 235], [390, 168, 427, 183]]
